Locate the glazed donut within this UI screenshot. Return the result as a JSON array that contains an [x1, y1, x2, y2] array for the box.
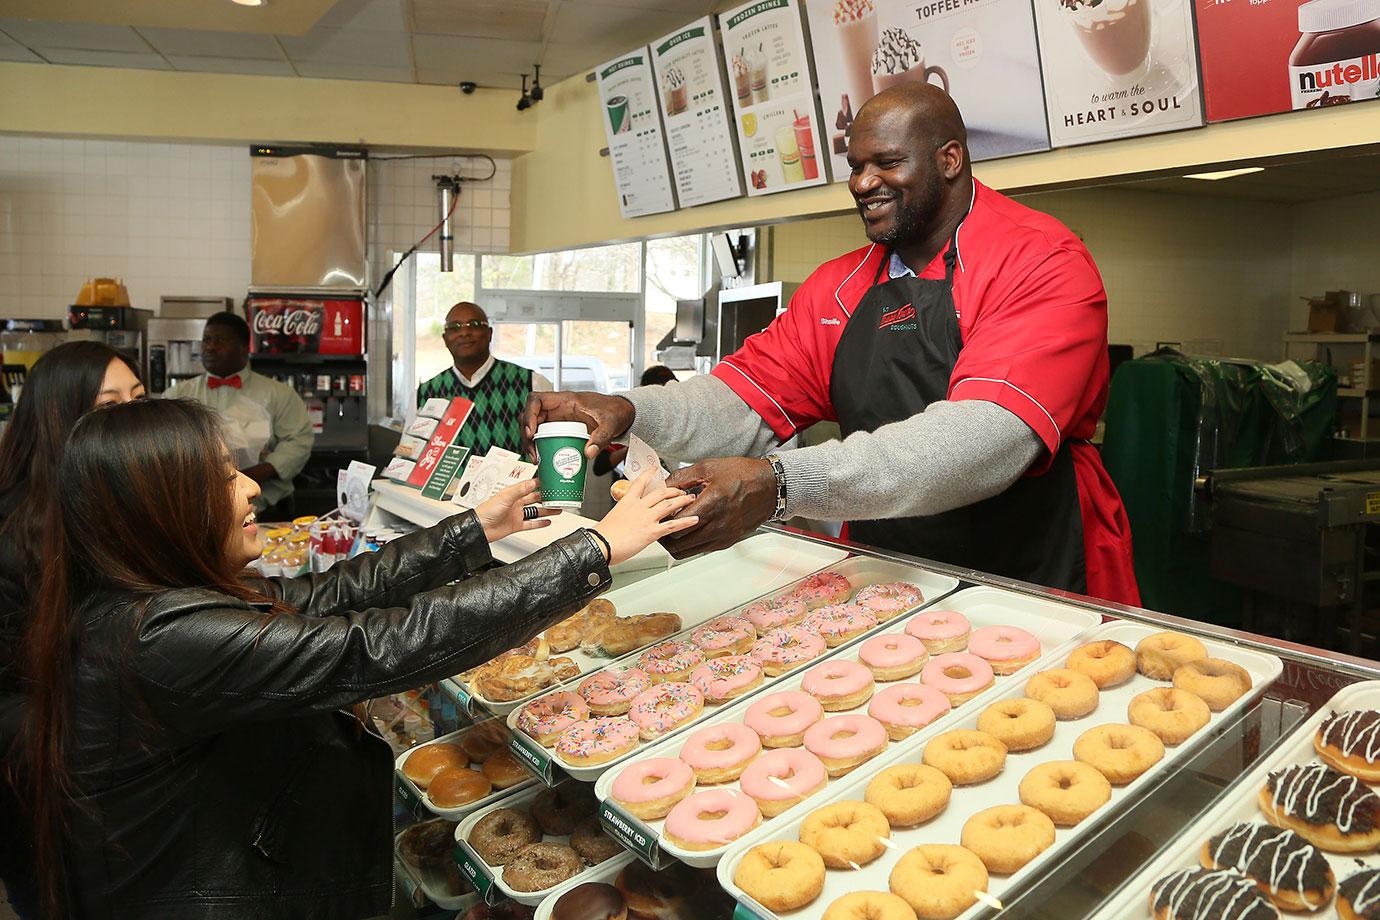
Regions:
[[1065, 640, 1136, 689], [803, 714, 889, 777], [739, 748, 829, 817], [905, 610, 971, 655], [888, 845, 989, 920], [865, 763, 952, 828], [517, 692, 591, 747], [745, 691, 825, 747], [750, 626, 827, 677], [802, 659, 876, 711], [637, 641, 706, 684], [502, 841, 583, 892], [1173, 658, 1252, 712], [960, 804, 1056, 875], [853, 582, 925, 622], [1135, 631, 1207, 680], [922, 730, 1007, 786], [868, 682, 951, 741], [547, 599, 616, 653], [976, 698, 1056, 753], [689, 655, 763, 704], [968, 625, 1041, 676], [570, 815, 623, 866], [679, 723, 762, 784], [803, 604, 879, 648], [403, 742, 469, 788], [921, 653, 995, 706], [1018, 760, 1111, 826], [1128, 687, 1211, 746], [732, 841, 826, 913], [1315, 709, 1380, 782], [742, 597, 810, 632], [690, 616, 757, 658], [1023, 668, 1099, 720], [627, 681, 704, 741], [427, 767, 492, 808], [1073, 723, 1165, 785], [554, 717, 640, 768], [610, 757, 696, 820], [663, 788, 762, 851], [800, 800, 891, 868], [468, 807, 540, 866], [578, 667, 652, 717], [858, 633, 930, 681], [822, 892, 918, 920], [460, 720, 510, 763], [480, 750, 530, 789], [788, 571, 854, 609], [586, 612, 682, 657], [531, 783, 594, 837]]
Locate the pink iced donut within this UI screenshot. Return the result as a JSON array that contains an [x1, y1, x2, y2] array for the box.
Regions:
[[905, 609, 972, 654], [610, 757, 696, 820], [858, 633, 930, 681], [868, 682, 952, 740], [853, 582, 925, 621], [663, 788, 761, 852], [690, 616, 756, 658], [689, 655, 763, 704], [802, 604, 878, 647], [749, 626, 827, 676], [554, 717, 640, 766], [627, 681, 704, 740], [787, 571, 854, 609], [637, 640, 706, 683], [803, 714, 889, 776], [741, 597, 809, 632], [516, 691, 590, 746], [679, 723, 762, 783], [801, 659, 875, 711], [578, 667, 652, 716], [921, 652, 995, 706], [744, 690, 824, 747], [739, 747, 829, 817], [967, 625, 1041, 675]]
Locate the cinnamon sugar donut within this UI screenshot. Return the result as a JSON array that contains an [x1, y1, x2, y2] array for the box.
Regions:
[[799, 801, 891, 868], [865, 764, 952, 828], [1135, 631, 1207, 680], [1024, 668, 1099, 720], [1128, 687, 1211, 745], [1065, 639, 1136, 689], [889, 845, 988, 920], [960, 805, 1056, 875], [1018, 761, 1111, 826], [976, 698, 1056, 753], [1173, 658, 1252, 711], [922, 730, 1007, 786], [733, 841, 826, 913]]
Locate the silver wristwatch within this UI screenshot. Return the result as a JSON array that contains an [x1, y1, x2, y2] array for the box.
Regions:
[[765, 454, 788, 521]]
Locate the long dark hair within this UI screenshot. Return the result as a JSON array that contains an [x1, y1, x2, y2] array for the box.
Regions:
[[21, 399, 283, 916]]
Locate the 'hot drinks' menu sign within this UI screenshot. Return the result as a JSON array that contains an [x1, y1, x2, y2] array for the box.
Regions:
[[596, 51, 678, 218], [1034, 0, 1204, 147], [717, 0, 830, 196], [804, 0, 1050, 179], [649, 18, 745, 208]]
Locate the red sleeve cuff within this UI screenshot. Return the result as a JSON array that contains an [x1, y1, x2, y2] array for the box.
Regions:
[[949, 377, 1061, 472], [711, 360, 798, 441]]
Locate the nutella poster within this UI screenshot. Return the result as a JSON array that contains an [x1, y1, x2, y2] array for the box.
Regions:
[[1198, 0, 1380, 122], [596, 51, 678, 218], [1035, 0, 1204, 147], [803, 0, 1049, 179]]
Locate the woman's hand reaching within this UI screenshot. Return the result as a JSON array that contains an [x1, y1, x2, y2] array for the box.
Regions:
[[475, 479, 559, 543], [592, 471, 698, 566]]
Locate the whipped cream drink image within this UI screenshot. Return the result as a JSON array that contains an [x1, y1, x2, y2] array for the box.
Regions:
[[1060, 0, 1152, 77]]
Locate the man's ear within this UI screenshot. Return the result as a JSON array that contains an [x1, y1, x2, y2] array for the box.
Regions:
[[938, 140, 965, 181]]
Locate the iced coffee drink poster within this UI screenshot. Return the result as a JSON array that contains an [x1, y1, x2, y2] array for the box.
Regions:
[[650, 18, 745, 208], [596, 51, 677, 218], [1035, 0, 1203, 147], [717, 0, 829, 196], [805, 0, 1049, 178]]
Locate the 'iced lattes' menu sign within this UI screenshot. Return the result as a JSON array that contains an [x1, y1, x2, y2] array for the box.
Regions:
[[596, 51, 677, 218], [649, 18, 745, 208], [1034, 0, 1203, 147], [717, 0, 830, 196]]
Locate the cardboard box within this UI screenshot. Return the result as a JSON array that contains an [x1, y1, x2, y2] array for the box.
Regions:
[[1307, 297, 1346, 334]]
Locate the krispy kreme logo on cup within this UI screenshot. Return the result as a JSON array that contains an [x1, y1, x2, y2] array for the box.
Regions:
[[552, 447, 583, 479]]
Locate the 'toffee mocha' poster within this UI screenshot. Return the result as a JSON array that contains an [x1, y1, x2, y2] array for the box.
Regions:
[[803, 0, 1050, 181]]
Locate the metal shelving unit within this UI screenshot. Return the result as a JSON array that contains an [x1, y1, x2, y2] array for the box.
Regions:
[[1284, 329, 1380, 442]]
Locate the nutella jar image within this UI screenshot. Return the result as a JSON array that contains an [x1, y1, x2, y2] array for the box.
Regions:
[[1289, 0, 1380, 109]]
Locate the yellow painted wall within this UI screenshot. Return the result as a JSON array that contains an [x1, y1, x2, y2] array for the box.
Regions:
[[1290, 191, 1380, 331]]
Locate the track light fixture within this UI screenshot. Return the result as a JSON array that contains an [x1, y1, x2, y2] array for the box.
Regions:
[[530, 65, 544, 102], [516, 74, 532, 111]]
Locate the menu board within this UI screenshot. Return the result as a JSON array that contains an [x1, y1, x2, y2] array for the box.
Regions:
[[804, 0, 1049, 178], [718, 0, 829, 196], [649, 18, 745, 208], [1198, 0, 1380, 123], [1034, 0, 1203, 147], [596, 51, 677, 218]]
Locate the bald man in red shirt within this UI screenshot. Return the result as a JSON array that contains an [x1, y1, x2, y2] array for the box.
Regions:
[[527, 84, 1138, 606]]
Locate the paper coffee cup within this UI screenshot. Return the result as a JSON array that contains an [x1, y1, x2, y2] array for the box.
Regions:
[[534, 421, 590, 509]]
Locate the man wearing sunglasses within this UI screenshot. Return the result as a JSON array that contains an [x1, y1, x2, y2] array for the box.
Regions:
[[417, 301, 552, 455]]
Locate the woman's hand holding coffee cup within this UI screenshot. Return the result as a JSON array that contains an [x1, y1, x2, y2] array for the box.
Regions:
[[593, 471, 697, 565]]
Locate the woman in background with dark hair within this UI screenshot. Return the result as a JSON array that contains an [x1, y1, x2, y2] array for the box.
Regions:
[[18, 397, 694, 920], [0, 341, 145, 919]]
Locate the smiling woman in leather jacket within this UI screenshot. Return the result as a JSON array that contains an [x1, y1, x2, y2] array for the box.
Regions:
[[13, 397, 696, 920]]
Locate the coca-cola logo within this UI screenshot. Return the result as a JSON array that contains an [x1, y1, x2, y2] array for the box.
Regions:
[[253, 307, 322, 338]]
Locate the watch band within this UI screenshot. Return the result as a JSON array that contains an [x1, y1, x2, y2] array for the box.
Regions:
[[765, 454, 788, 521]]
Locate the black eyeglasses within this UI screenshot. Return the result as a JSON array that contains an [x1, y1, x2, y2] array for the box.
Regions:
[[444, 320, 490, 332]]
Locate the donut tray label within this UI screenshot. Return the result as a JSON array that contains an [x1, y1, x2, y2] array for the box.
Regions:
[[599, 798, 664, 869], [394, 772, 427, 819], [510, 730, 557, 786], [1090, 679, 1380, 920], [714, 620, 1284, 920], [453, 841, 500, 905]]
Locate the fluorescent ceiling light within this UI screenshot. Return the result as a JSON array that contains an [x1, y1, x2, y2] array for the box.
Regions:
[[1183, 167, 1265, 181], [230, 0, 265, 6]]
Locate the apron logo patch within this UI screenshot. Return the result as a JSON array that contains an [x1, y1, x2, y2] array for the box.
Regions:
[[879, 304, 917, 330]]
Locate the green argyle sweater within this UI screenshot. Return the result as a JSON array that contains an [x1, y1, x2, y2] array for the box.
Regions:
[[416, 359, 533, 455]]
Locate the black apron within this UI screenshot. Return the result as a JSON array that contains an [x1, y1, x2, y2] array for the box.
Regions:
[[828, 237, 1087, 593]]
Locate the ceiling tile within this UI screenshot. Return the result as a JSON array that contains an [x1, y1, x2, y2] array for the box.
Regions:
[[278, 26, 410, 65], [293, 60, 413, 82], [542, 40, 633, 73], [410, 34, 540, 74], [316, 0, 407, 32], [415, 68, 537, 90], [547, 2, 690, 48], [0, 19, 148, 52], [408, 0, 551, 41], [0, 45, 43, 62], [135, 27, 284, 59], [165, 55, 297, 76], [39, 48, 171, 68], [566, 0, 712, 11]]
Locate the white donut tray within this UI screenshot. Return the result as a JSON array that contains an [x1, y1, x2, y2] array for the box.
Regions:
[[595, 586, 1104, 869], [393, 821, 482, 912], [455, 532, 850, 717], [453, 780, 625, 907], [510, 556, 962, 785], [1091, 679, 1380, 920], [394, 722, 535, 820], [714, 621, 1284, 920]]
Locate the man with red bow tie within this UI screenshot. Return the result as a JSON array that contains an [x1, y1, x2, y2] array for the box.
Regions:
[[165, 311, 314, 515]]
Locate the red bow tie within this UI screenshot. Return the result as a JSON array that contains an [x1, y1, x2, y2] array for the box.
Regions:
[[208, 375, 242, 389]]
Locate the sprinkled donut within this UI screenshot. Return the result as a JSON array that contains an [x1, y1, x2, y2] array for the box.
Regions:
[[610, 756, 696, 820], [554, 717, 639, 767], [750, 626, 827, 677], [803, 713, 889, 777], [577, 667, 652, 717], [739, 747, 829, 817], [745, 690, 824, 747], [968, 625, 1041, 675], [626, 681, 704, 740], [803, 604, 878, 648], [690, 616, 757, 658], [517, 691, 590, 747], [921, 652, 996, 706], [868, 682, 952, 741], [689, 655, 764, 704], [853, 582, 925, 621], [637, 640, 706, 684], [663, 788, 761, 852], [787, 571, 854, 609], [679, 723, 762, 784], [741, 597, 810, 632], [905, 609, 972, 654]]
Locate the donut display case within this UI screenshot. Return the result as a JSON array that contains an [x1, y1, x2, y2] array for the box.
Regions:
[[394, 721, 535, 820], [393, 820, 481, 913]]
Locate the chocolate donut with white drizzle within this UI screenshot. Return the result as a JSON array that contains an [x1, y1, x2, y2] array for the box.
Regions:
[[1258, 762, 1380, 853], [1200, 821, 1335, 911], [1340, 867, 1380, 920], [1149, 867, 1277, 920], [1316, 710, 1380, 782]]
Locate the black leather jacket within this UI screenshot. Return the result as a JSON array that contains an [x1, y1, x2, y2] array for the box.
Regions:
[[59, 512, 610, 920]]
